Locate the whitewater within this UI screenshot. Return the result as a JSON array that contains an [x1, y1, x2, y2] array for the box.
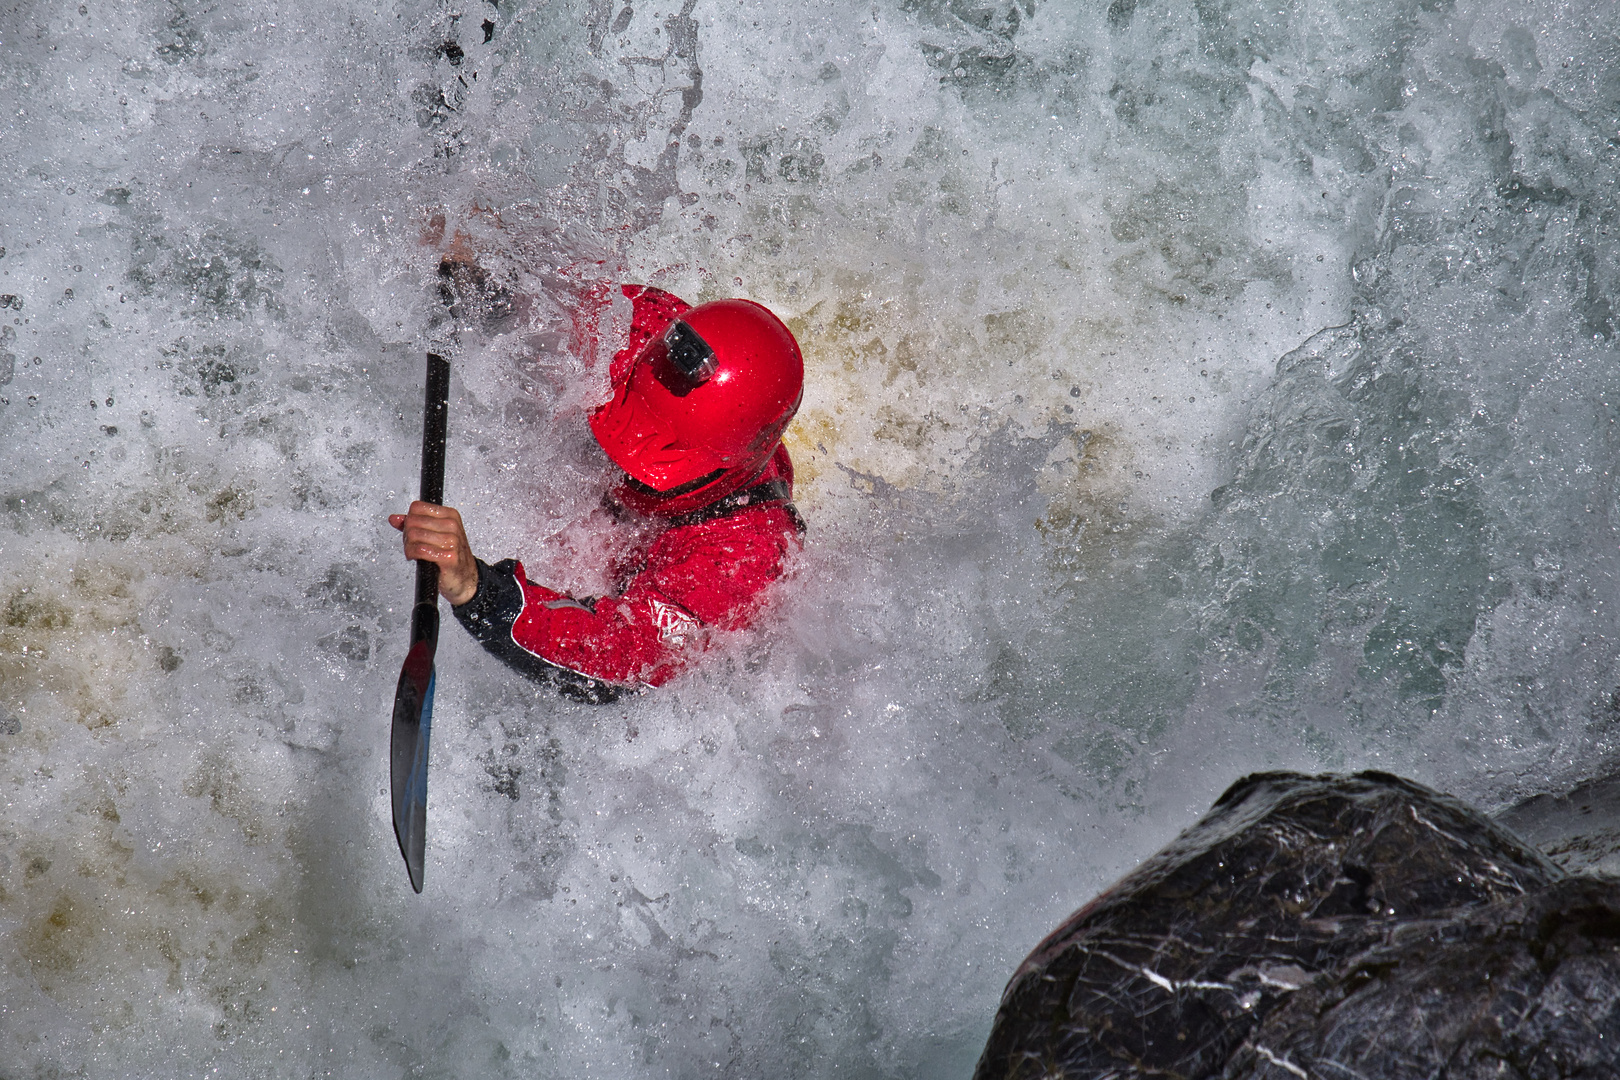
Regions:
[[2, 0, 1618, 1075]]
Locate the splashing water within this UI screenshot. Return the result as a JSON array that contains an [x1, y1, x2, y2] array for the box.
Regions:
[[2, 0, 1618, 1075]]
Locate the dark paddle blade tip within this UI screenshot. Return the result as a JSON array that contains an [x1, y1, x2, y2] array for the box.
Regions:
[[391, 640, 436, 893]]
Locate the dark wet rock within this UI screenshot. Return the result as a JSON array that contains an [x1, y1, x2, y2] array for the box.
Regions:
[[973, 771, 1620, 1079], [1498, 772, 1620, 879], [1222, 876, 1620, 1079]]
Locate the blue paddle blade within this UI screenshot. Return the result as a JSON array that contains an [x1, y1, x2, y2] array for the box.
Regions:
[[391, 619, 437, 893]]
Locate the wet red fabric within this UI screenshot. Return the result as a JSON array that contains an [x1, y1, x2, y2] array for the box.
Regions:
[[504, 450, 800, 687]]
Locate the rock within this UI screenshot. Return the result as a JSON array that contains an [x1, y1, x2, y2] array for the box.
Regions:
[[973, 771, 1620, 1080], [1497, 772, 1620, 879], [1223, 875, 1620, 1079]]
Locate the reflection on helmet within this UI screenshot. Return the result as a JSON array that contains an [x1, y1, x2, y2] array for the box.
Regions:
[[590, 297, 804, 516]]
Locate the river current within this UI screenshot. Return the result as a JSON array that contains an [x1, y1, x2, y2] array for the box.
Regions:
[[2, 0, 1618, 1075]]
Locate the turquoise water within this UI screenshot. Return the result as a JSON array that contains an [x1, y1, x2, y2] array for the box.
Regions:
[[2, 0, 1618, 1075]]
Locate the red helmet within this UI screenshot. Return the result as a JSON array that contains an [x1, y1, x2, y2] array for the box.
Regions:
[[590, 296, 803, 516]]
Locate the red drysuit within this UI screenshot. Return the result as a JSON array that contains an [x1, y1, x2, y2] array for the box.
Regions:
[[451, 287, 803, 702]]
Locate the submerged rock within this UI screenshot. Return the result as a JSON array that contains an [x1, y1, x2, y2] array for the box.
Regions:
[[974, 771, 1620, 1079], [1497, 772, 1620, 879]]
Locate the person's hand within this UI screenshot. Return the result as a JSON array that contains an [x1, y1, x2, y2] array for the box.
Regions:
[[389, 502, 479, 606]]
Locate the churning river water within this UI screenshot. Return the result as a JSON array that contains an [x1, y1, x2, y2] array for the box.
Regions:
[[2, 0, 1619, 1075]]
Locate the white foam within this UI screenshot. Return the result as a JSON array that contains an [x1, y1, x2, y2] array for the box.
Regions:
[[2, 0, 1619, 1075]]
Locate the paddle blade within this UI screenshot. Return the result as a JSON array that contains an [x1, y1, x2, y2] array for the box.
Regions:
[[391, 632, 437, 893]]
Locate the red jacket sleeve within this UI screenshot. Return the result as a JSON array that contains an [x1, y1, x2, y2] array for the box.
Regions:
[[454, 503, 801, 693]]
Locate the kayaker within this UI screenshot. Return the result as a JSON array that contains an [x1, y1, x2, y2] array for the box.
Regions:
[[389, 284, 805, 702]]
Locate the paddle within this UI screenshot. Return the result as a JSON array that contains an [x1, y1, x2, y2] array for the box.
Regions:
[[391, 351, 451, 893]]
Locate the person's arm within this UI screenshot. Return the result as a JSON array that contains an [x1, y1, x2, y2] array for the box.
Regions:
[[451, 558, 629, 703], [447, 556, 693, 694], [492, 505, 800, 686], [451, 507, 800, 691], [390, 501, 799, 697], [389, 501, 626, 701]]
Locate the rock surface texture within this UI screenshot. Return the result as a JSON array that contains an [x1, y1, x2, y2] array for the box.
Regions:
[[1498, 772, 1620, 879], [973, 771, 1620, 1079]]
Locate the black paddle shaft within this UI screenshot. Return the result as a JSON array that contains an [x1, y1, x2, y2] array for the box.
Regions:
[[414, 353, 451, 617], [391, 351, 451, 894]]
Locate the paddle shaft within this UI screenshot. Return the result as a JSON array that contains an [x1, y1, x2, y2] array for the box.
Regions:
[[415, 352, 451, 614]]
